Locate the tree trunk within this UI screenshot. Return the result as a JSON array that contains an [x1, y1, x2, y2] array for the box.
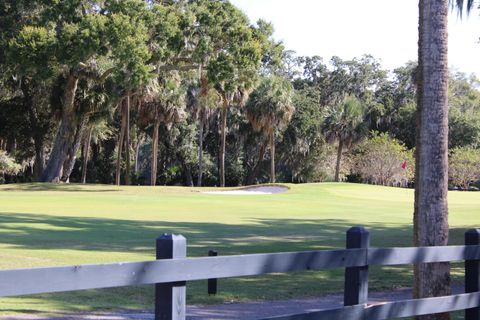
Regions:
[[81, 127, 93, 184], [23, 78, 45, 181], [414, 1, 450, 320], [151, 118, 160, 186], [246, 138, 268, 185], [41, 74, 79, 182], [334, 139, 344, 182], [184, 165, 193, 187], [125, 92, 131, 185], [116, 100, 127, 186], [219, 104, 227, 187], [61, 117, 86, 182], [178, 152, 193, 187], [33, 136, 45, 181], [134, 134, 143, 174], [270, 131, 275, 184], [197, 111, 205, 187], [6, 137, 16, 153]]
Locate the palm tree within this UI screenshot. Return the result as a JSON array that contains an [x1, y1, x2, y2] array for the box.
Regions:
[[414, 2, 474, 319], [187, 74, 220, 187], [322, 95, 366, 182], [115, 92, 134, 186], [245, 76, 295, 183], [139, 75, 186, 186]]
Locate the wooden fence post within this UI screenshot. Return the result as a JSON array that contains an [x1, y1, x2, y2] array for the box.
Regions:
[[344, 226, 369, 306], [465, 228, 480, 320], [208, 250, 218, 295], [155, 234, 187, 320]]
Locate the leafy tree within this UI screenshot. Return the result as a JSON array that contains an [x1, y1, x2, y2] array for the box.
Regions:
[[449, 147, 480, 189], [279, 88, 325, 183], [41, 6, 110, 183], [322, 95, 367, 182], [0, 78, 56, 181], [448, 72, 480, 148], [351, 132, 414, 186], [245, 76, 295, 183], [107, 0, 155, 185], [194, 0, 263, 186], [371, 62, 418, 148], [449, 108, 480, 148]]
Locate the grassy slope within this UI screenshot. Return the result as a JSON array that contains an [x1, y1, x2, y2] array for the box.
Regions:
[[0, 182, 478, 315]]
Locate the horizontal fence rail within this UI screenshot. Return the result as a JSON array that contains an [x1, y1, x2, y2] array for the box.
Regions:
[[0, 249, 364, 297], [264, 292, 480, 320], [1, 227, 480, 320], [2, 245, 480, 297], [0, 246, 480, 297]]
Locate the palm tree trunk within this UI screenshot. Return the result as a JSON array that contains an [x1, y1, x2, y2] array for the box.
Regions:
[[197, 111, 205, 186], [177, 151, 193, 187], [270, 131, 275, 184], [334, 139, 344, 182], [41, 74, 79, 182], [125, 92, 131, 186], [246, 138, 269, 185], [219, 104, 227, 187], [81, 127, 93, 184], [414, 2, 450, 320], [151, 118, 160, 186], [134, 134, 143, 174], [116, 100, 127, 186]]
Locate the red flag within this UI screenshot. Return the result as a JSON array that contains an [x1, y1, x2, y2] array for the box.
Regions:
[[401, 161, 407, 170]]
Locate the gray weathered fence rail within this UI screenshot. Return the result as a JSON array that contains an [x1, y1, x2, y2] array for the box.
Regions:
[[0, 227, 479, 320]]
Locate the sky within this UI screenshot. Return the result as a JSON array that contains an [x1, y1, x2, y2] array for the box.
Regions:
[[230, 0, 480, 76]]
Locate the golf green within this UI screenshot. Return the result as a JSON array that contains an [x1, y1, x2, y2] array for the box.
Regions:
[[0, 182, 478, 314]]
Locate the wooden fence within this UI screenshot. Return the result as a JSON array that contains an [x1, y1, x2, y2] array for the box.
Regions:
[[1, 227, 480, 319]]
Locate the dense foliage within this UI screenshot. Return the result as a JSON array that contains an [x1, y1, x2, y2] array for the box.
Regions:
[[350, 132, 414, 187], [449, 147, 480, 189], [0, 0, 479, 188]]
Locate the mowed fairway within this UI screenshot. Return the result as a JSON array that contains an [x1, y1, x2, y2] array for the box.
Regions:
[[0, 182, 479, 314]]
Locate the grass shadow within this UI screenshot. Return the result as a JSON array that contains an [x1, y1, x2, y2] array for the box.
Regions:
[[0, 183, 120, 192], [0, 212, 471, 316]]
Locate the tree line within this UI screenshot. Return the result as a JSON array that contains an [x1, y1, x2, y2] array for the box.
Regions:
[[0, 0, 479, 189]]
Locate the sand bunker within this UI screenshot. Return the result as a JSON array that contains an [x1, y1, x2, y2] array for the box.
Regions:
[[204, 185, 288, 195]]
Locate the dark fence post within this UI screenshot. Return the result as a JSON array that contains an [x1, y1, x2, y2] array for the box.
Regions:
[[208, 250, 218, 295], [344, 226, 369, 306], [155, 234, 187, 320], [465, 229, 480, 320]]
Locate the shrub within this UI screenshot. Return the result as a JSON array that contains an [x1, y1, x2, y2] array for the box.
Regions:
[[350, 132, 414, 186], [449, 147, 480, 190], [0, 151, 21, 175]]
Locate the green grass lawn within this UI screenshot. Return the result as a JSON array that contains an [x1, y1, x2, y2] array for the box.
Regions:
[[0, 182, 478, 316]]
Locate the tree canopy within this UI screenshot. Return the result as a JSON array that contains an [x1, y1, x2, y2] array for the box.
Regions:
[[0, 0, 479, 189]]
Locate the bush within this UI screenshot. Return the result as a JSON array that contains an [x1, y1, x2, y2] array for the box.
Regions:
[[350, 132, 414, 186], [449, 147, 480, 190], [0, 151, 21, 176]]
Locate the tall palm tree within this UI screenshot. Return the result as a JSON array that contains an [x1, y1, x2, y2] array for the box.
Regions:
[[139, 75, 186, 186], [187, 74, 220, 187], [414, 2, 474, 319], [245, 76, 295, 183], [322, 95, 366, 182]]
